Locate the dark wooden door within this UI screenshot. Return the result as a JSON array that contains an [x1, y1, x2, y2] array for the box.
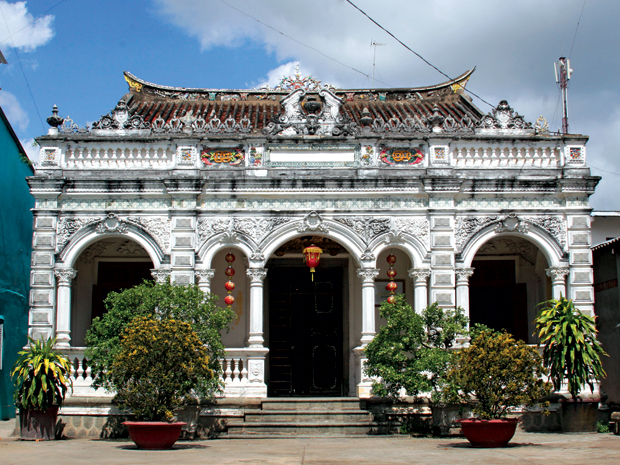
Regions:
[[91, 261, 153, 322], [469, 260, 529, 341], [268, 266, 343, 397]]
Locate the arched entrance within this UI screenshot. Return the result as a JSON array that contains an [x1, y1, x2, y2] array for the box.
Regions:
[[266, 236, 348, 397], [71, 238, 154, 345], [468, 236, 551, 343]]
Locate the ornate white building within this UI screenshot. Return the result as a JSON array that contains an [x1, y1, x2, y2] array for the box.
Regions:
[[29, 69, 598, 401]]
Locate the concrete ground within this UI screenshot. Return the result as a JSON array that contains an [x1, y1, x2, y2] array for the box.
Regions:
[[1, 419, 619, 465]]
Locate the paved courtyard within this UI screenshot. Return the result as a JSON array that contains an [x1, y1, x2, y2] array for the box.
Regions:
[[1, 420, 619, 465]]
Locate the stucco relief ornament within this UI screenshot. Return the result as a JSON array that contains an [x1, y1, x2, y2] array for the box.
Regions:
[[298, 211, 329, 233], [151, 268, 171, 284], [248, 360, 264, 382], [360, 249, 375, 261], [127, 216, 171, 253], [546, 267, 570, 282], [246, 268, 268, 283], [91, 99, 149, 130], [56, 216, 102, 252], [195, 269, 215, 285], [250, 248, 265, 261], [409, 269, 431, 282], [95, 214, 129, 234], [54, 268, 77, 284], [478, 100, 532, 130], [357, 268, 380, 283], [455, 268, 475, 282], [495, 213, 528, 234], [454, 216, 498, 251], [334, 217, 391, 244]]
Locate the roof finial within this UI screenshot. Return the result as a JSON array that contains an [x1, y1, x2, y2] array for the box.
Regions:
[[46, 105, 64, 128]]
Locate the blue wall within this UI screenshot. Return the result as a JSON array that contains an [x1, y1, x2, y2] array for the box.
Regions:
[[0, 107, 34, 419]]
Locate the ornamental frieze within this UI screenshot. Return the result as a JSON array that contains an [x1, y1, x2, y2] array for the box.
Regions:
[[56, 216, 102, 252], [379, 146, 424, 165], [127, 216, 171, 253], [334, 217, 391, 244], [522, 215, 567, 250], [196, 217, 292, 247], [454, 216, 498, 251], [201, 147, 244, 166], [393, 218, 430, 249]]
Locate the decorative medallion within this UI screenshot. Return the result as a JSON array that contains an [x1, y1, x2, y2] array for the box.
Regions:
[[176, 146, 197, 165], [201, 147, 244, 166], [298, 211, 329, 233], [379, 146, 424, 165], [495, 213, 528, 233], [248, 146, 262, 167], [566, 146, 585, 164]]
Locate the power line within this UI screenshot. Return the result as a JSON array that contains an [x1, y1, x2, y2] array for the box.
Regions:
[[0, 0, 67, 45], [569, 0, 587, 59], [217, 0, 393, 87], [0, 3, 46, 130], [588, 164, 620, 177], [344, 0, 494, 108]]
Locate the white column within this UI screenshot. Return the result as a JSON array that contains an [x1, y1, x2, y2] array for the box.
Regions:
[[54, 268, 76, 348], [455, 268, 475, 319], [409, 268, 431, 314], [195, 269, 216, 293], [357, 268, 380, 345], [246, 268, 268, 348], [546, 266, 570, 299]]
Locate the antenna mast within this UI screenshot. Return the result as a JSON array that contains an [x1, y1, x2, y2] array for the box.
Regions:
[[371, 41, 385, 88], [554, 57, 572, 134]]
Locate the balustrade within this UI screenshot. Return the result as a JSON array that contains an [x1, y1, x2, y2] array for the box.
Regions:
[[64, 146, 174, 169]]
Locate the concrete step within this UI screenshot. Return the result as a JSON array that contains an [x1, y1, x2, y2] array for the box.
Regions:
[[227, 420, 373, 436], [260, 397, 363, 411], [243, 409, 371, 423]]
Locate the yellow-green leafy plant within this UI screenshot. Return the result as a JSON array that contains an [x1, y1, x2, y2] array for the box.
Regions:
[[108, 316, 213, 422], [445, 328, 551, 419], [11, 336, 73, 411], [535, 296, 607, 399]]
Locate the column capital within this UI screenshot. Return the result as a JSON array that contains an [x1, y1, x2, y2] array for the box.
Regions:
[[455, 267, 475, 283], [546, 266, 569, 282], [195, 269, 216, 284], [246, 268, 268, 283], [408, 268, 431, 283], [151, 268, 171, 284], [54, 268, 77, 284], [357, 268, 380, 283]]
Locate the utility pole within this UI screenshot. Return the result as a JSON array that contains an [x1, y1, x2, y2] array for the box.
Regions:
[[554, 57, 572, 134], [371, 41, 385, 88]]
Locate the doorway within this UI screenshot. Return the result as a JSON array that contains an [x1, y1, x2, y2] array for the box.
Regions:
[[268, 266, 344, 397]]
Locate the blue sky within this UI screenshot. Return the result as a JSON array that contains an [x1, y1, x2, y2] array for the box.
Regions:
[[1, 0, 619, 209]]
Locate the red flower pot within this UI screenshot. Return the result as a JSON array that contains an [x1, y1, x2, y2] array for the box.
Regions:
[[458, 418, 518, 448], [122, 421, 186, 450]]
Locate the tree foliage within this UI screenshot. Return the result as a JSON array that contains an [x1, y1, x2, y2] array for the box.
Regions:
[[85, 280, 235, 397], [109, 317, 213, 421], [12, 336, 73, 411], [535, 296, 607, 399], [364, 295, 468, 399], [445, 329, 551, 419]]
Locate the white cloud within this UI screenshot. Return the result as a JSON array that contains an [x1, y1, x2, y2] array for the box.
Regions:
[[0, 1, 54, 52], [20, 137, 38, 164], [0, 90, 28, 130]]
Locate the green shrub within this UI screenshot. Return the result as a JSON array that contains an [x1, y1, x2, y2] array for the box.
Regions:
[[445, 329, 551, 419], [109, 317, 213, 421], [364, 296, 468, 399], [85, 280, 235, 397], [11, 336, 73, 411]]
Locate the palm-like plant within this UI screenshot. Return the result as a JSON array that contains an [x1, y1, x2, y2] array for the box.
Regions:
[[11, 336, 73, 411], [535, 296, 607, 399]]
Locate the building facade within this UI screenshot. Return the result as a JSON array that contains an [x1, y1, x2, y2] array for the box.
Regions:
[[29, 70, 598, 399]]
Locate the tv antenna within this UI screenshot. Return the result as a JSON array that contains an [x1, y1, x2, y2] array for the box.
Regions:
[[371, 40, 385, 88], [554, 57, 573, 134]]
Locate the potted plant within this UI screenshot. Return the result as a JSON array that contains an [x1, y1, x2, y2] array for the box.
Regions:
[[11, 336, 73, 440], [535, 296, 607, 432], [85, 280, 234, 449], [445, 328, 551, 447], [364, 296, 469, 435]]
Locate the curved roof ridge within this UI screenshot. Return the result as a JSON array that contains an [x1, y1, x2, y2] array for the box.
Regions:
[[123, 68, 476, 94]]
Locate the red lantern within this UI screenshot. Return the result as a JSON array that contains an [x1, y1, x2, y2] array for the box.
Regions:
[[225, 281, 235, 291], [224, 252, 236, 309], [386, 254, 397, 265], [225, 253, 236, 264], [387, 295, 396, 304], [224, 295, 235, 306], [303, 244, 323, 281], [225, 267, 235, 277], [386, 268, 397, 279], [386, 281, 398, 292]]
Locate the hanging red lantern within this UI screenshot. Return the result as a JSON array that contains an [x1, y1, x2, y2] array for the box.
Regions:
[[224, 252, 236, 309], [303, 244, 323, 281], [386, 254, 397, 265], [386, 253, 397, 304], [387, 295, 396, 304], [386, 268, 397, 279], [385, 281, 398, 292]]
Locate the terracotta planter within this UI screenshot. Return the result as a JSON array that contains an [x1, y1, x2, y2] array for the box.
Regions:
[[122, 421, 186, 450], [560, 399, 599, 433], [458, 418, 518, 447], [19, 406, 59, 440]]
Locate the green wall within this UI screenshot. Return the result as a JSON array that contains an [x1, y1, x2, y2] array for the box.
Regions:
[[0, 108, 34, 419]]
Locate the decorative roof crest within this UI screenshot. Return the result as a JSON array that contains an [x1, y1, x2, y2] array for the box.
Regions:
[[479, 100, 532, 130]]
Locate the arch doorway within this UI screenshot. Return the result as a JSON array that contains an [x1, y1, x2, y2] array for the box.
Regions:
[[71, 238, 154, 346], [468, 236, 551, 343], [266, 236, 348, 397]]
